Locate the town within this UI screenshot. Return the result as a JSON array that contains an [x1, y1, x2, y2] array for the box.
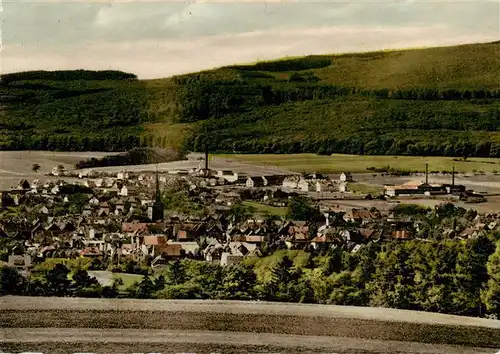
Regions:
[[1, 155, 494, 274]]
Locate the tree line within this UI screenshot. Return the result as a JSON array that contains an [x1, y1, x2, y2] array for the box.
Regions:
[[2, 237, 500, 318], [1, 70, 137, 85]]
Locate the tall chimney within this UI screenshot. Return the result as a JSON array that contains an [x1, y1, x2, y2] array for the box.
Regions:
[[425, 163, 428, 184], [452, 166, 455, 186]]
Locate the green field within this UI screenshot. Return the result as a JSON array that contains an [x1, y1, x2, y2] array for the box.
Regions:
[[242, 201, 287, 217], [112, 273, 144, 289], [218, 153, 500, 174]]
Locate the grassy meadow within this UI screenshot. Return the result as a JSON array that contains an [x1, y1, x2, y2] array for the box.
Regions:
[[242, 201, 287, 217], [218, 153, 500, 174]]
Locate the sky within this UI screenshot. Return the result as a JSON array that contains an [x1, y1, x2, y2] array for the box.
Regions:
[[1, 0, 499, 79]]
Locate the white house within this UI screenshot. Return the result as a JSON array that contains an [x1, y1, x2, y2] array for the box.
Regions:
[[282, 176, 299, 189], [216, 170, 240, 183], [339, 182, 348, 193], [246, 177, 265, 188], [117, 171, 129, 180], [316, 180, 333, 193], [297, 179, 310, 192], [340, 172, 353, 182], [89, 196, 100, 206], [119, 185, 129, 197]]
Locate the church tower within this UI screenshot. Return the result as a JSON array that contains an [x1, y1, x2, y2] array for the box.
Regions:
[[152, 167, 164, 222]]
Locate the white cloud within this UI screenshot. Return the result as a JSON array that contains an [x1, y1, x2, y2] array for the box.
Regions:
[[1, 1, 498, 78]]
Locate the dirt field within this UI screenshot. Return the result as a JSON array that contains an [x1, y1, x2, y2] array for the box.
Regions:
[[2, 296, 499, 352], [3, 329, 494, 354], [0, 151, 113, 190]]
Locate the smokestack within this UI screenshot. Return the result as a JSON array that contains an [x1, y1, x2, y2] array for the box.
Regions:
[[452, 166, 455, 186], [425, 163, 428, 184]]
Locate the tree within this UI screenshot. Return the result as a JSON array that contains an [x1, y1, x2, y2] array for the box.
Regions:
[[217, 264, 257, 300], [135, 276, 154, 299], [72, 269, 98, 290], [454, 234, 495, 316], [32, 163, 41, 173], [260, 255, 303, 302], [229, 203, 254, 224], [165, 260, 186, 285], [45, 263, 72, 297], [286, 197, 321, 221], [0, 266, 26, 295], [481, 240, 500, 317]]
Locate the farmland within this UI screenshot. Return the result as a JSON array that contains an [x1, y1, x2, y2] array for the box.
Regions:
[[2, 296, 499, 353], [217, 153, 500, 174]]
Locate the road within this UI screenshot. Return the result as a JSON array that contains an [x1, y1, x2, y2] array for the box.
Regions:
[[1, 297, 500, 353]]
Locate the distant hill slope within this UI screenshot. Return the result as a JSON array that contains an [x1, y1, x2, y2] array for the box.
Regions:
[[1, 41, 499, 156]]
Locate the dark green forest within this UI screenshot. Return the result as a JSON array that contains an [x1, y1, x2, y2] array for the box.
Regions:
[[1, 41, 500, 156], [2, 236, 500, 318]]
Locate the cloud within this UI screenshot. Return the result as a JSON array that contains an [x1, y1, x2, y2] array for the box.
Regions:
[[1, 1, 499, 78]]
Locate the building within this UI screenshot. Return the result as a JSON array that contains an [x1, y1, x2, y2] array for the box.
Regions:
[[340, 172, 353, 182], [151, 170, 164, 222], [246, 177, 265, 188], [216, 170, 240, 183], [339, 182, 348, 193], [385, 185, 419, 197]]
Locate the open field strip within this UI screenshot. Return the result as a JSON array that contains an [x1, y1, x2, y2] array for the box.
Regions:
[[1, 296, 499, 351], [2, 328, 495, 354], [217, 154, 500, 174]]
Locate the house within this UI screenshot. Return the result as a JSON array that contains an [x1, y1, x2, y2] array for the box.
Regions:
[[283, 176, 300, 189], [391, 230, 411, 241], [174, 223, 205, 241], [167, 241, 198, 255], [8, 254, 32, 271], [79, 247, 102, 257], [119, 185, 130, 197], [115, 199, 125, 212], [17, 179, 31, 190], [246, 177, 265, 188], [310, 234, 336, 248], [263, 175, 287, 186], [345, 209, 378, 224], [216, 170, 240, 183], [316, 180, 333, 193], [306, 173, 328, 180], [117, 171, 129, 180], [153, 243, 183, 259], [340, 172, 353, 182], [339, 182, 348, 193], [297, 179, 310, 192], [220, 252, 244, 266], [122, 222, 150, 234]]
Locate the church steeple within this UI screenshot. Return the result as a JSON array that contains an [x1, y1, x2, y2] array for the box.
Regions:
[[152, 165, 164, 222], [155, 166, 161, 202]]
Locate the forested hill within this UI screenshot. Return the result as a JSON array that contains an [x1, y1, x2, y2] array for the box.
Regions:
[[1, 41, 500, 156]]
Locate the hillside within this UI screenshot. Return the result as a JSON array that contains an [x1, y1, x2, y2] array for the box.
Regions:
[[1, 41, 499, 156]]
